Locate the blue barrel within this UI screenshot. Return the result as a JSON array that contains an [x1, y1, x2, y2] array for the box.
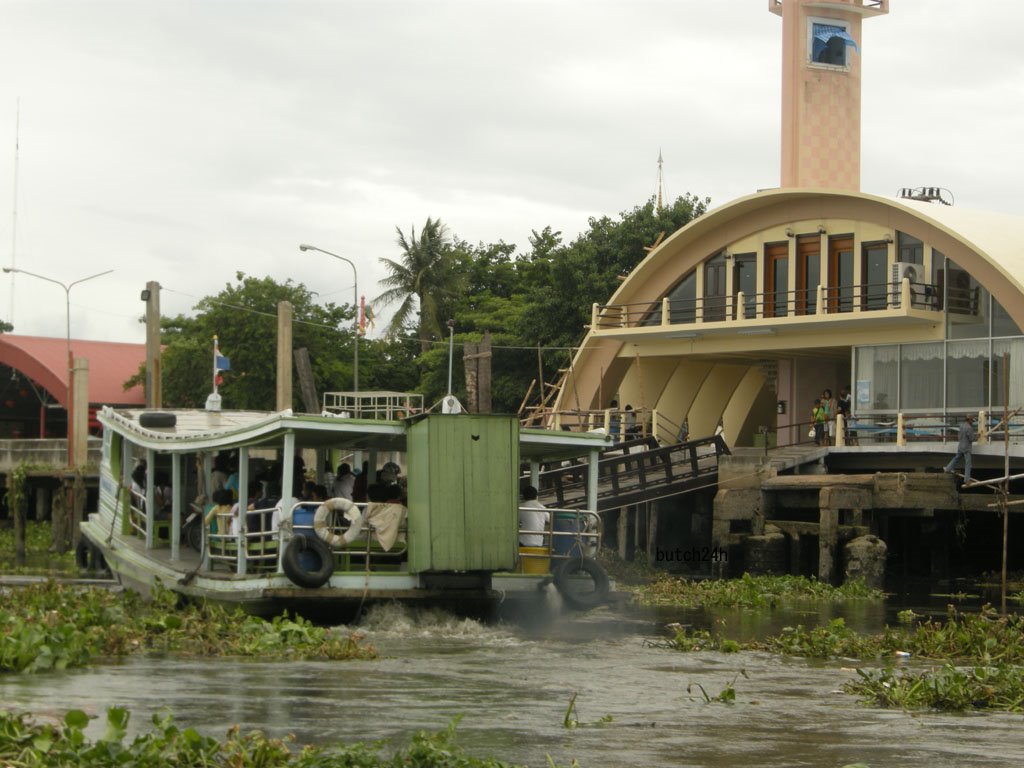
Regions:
[[552, 512, 583, 557], [290, 503, 321, 571], [291, 503, 317, 537]]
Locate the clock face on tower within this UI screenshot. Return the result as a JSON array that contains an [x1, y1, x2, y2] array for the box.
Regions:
[[808, 18, 858, 67]]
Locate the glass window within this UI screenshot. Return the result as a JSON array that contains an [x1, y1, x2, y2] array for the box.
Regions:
[[993, 339, 1024, 409], [796, 235, 819, 316], [862, 242, 888, 310], [946, 340, 989, 410], [944, 258, 988, 339], [733, 253, 757, 319], [855, 346, 898, 412], [704, 253, 728, 322], [896, 232, 923, 265], [828, 236, 854, 313], [900, 342, 943, 411], [661, 270, 696, 325], [992, 298, 1022, 337]]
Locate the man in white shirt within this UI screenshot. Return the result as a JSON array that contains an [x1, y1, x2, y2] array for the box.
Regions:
[[332, 463, 355, 500], [518, 485, 549, 548]]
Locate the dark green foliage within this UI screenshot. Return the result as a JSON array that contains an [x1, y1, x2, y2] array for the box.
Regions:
[[129, 273, 354, 409], [845, 664, 1024, 712], [0, 709, 536, 767], [632, 572, 884, 608], [0, 582, 375, 674]]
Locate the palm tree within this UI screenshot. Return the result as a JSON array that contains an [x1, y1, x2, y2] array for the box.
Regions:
[[375, 217, 464, 352]]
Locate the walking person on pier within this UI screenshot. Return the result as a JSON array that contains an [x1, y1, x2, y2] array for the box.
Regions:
[[944, 414, 976, 483]]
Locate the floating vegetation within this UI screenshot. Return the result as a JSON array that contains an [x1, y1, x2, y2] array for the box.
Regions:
[[687, 670, 747, 704], [0, 581, 375, 674], [0, 708, 545, 768], [0, 521, 77, 577], [660, 607, 1024, 664], [561, 693, 612, 729], [844, 665, 1024, 713], [655, 606, 1024, 712], [631, 572, 883, 608]]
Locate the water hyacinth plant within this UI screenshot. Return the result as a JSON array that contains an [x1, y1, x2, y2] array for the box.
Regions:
[[631, 572, 883, 608], [844, 665, 1024, 712], [0, 708, 545, 768], [0, 581, 375, 674]]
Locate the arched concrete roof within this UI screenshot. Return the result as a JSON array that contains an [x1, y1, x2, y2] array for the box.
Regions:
[[607, 188, 1024, 325], [0, 335, 146, 409], [557, 188, 1024, 418]]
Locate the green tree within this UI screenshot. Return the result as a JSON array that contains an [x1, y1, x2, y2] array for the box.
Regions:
[[518, 195, 710, 348], [375, 218, 467, 352], [132, 273, 354, 410]]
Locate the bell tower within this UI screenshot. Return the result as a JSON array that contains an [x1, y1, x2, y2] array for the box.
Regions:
[[770, 0, 888, 191]]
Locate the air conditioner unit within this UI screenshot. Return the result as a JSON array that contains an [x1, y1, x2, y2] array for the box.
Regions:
[[890, 261, 920, 306]]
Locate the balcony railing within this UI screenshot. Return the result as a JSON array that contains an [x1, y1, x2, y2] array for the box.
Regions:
[[592, 278, 945, 331]]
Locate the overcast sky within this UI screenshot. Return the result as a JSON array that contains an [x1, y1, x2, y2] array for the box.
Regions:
[[1, 0, 1022, 345]]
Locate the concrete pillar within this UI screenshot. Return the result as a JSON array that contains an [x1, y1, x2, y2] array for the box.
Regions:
[[647, 504, 659, 561], [71, 358, 89, 469], [617, 507, 635, 561], [276, 301, 293, 411], [818, 507, 840, 583]]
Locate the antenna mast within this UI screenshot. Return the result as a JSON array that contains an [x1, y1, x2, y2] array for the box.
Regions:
[[8, 98, 19, 326], [655, 149, 665, 213]]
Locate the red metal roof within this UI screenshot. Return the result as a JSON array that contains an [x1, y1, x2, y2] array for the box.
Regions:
[[0, 334, 145, 408]]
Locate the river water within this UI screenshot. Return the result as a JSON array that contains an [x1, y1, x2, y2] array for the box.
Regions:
[[2, 596, 1022, 767]]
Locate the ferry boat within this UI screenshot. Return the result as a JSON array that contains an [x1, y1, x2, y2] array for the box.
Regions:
[[80, 393, 611, 621]]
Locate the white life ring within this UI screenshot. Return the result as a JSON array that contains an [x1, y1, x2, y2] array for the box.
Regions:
[[312, 497, 364, 548]]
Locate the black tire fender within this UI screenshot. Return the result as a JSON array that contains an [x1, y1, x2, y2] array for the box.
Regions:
[[553, 556, 610, 610], [282, 535, 335, 589], [139, 411, 177, 428]]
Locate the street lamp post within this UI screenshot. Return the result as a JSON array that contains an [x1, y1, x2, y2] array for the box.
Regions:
[[298, 244, 359, 394], [2, 266, 114, 464]]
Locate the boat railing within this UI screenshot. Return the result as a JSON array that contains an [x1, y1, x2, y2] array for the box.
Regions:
[[286, 500, 409, 571], [128, 487, 146, 538], [517, 507, 601, 566], [204, 504, 283, 573], [128, 486, 172, 545]]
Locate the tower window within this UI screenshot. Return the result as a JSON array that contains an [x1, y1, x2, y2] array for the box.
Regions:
[[810, 20, 858, 67]]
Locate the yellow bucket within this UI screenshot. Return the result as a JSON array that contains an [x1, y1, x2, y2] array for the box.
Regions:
[[517, 546, 550, 574]]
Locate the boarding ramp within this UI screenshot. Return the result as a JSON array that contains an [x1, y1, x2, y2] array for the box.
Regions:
[[534, 434, 730, 512]]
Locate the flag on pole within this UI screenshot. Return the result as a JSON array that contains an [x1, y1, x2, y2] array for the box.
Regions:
[[362, 301, 375, 334], [212, 335, 230, 396]]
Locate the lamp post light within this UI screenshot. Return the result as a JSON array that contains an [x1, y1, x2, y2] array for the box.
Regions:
[[298, 244, 359, 394], [2, 266, 114, 464]]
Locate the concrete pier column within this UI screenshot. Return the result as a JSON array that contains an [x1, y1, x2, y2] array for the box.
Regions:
[[818, 507, 839, 583], [617, 506, 635, 561]]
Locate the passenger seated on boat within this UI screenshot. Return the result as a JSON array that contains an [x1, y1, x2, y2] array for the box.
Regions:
[[153, 471, 173, 520], [332, 463, 355, 500], [352, 461, 369, 502], [367, 466, 402, 505], [130, 462, 147, 509], [249, 481, 282, 533], [204, 489, 236, 536]]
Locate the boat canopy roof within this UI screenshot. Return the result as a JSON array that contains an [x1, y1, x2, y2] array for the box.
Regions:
[[98, 407, 610, 461]]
